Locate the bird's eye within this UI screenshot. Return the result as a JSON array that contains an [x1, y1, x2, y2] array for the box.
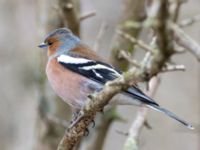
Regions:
[[48, 42, 53, 46]]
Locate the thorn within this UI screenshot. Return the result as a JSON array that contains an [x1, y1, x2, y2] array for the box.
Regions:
[[115, 129, 129, 136], [144, 120, 152, 129], [162, 64, 186, 73], [80, 11, 96, 21]]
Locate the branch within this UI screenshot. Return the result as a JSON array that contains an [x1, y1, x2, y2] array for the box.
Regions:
[[171, 23, 200, 61], [117, 30, 155, 54]]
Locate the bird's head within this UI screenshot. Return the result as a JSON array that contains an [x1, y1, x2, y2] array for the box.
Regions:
[[38, 28, 80, 57]]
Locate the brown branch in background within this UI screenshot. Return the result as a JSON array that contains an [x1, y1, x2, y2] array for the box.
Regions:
[[179, 14, 200, 28], [172, 23, 200, 61], [123, 77, 160, 150], [58, 0, 80, 35]]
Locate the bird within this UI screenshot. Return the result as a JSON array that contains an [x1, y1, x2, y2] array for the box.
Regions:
[[38, 28, 193, 129]]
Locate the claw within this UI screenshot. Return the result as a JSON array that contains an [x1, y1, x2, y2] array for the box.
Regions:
[[84, 128, 89, 136], [99, 108, 104, 114], [91, 120, 95, 128]]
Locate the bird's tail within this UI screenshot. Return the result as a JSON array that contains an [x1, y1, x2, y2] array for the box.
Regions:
[[147, 104, 194, 130], [126, 87, 194, 129]]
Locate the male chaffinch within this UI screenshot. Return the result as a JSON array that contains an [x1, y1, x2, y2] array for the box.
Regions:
[[39, 28, 193, 129]]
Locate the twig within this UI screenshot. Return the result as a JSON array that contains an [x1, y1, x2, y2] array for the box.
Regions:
[[93, 22, 107, 52], [171, 23, 200, 61], [162, 64, 185, 72], [174, 43, 187, 54], [118, 50, 141, 68], [179, 14, 200, 27], [117, 30, 155, 54], [171, 0, 184, 22], [79, 11, 96, 21]]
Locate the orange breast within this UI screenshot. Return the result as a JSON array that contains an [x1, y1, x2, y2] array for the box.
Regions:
[[46, 58, 94, 109]]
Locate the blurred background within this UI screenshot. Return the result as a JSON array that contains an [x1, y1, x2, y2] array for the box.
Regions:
[[0, 0, 199, 150]]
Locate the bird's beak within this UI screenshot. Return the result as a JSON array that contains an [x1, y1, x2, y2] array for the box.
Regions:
[[38, 42, 48, 48]]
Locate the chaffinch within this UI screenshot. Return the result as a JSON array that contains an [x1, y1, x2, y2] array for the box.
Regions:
[[39, 28, 193, 129]]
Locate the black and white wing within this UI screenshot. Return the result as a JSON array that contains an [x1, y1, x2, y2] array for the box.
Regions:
[[57, 54, 122, 84]]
